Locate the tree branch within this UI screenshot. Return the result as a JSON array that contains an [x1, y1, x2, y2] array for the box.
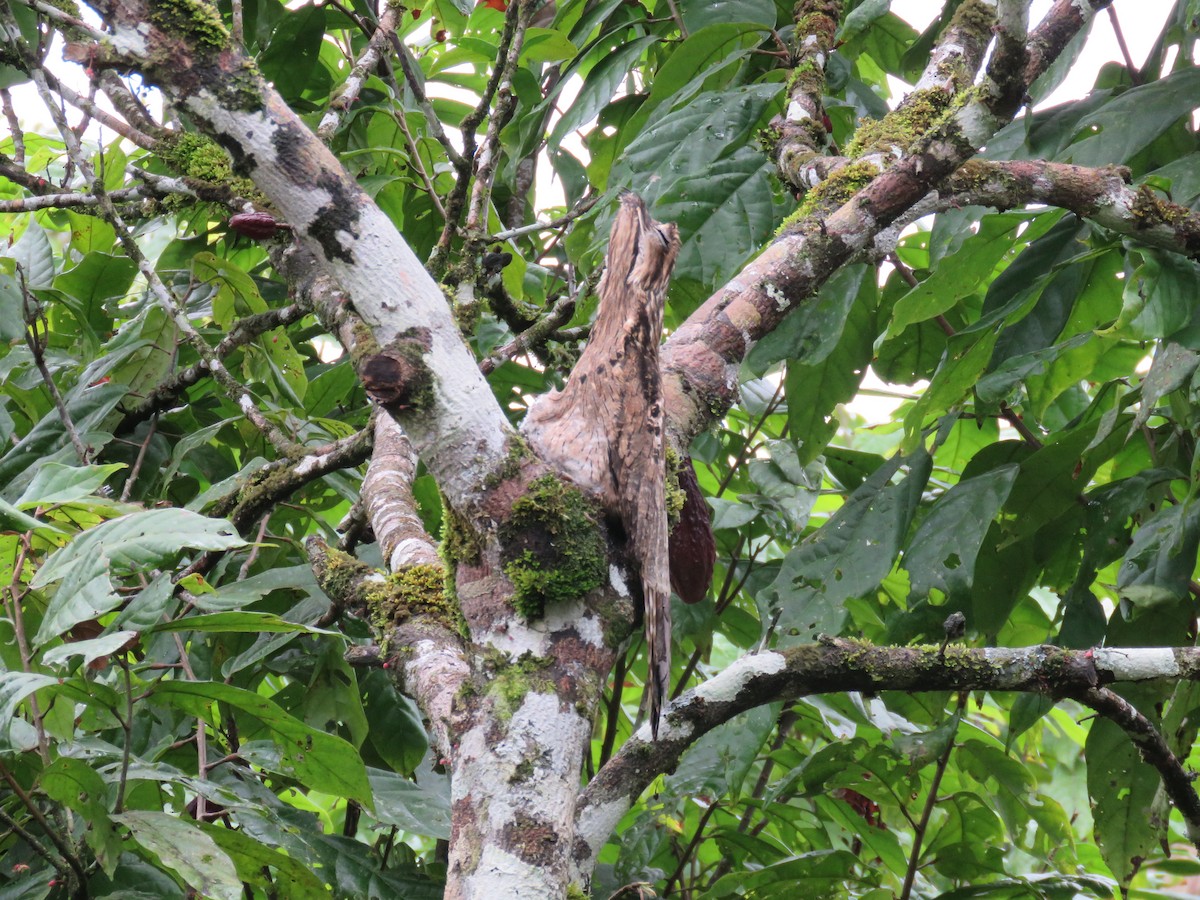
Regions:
[[660, 0, 1107, 445], [572, 641, 1200, 873], [84, 0, 516, 508]]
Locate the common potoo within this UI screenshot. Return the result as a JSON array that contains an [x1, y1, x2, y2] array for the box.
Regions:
[[521, 193, 680, 738]]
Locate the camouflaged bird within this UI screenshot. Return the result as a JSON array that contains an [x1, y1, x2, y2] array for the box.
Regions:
[[521, 193, 680, 738]]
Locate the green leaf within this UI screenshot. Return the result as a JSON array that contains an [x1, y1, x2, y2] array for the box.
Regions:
[[763, 450, 931, 646], [362, 669, 430, 774], [0, 266, 25, 341], [679, 0, 775, 32], [1106, 251, 1200, 340], [904, 465, 1020, 605], [784, 269, 877, 463], [17, 462, 126, 508], [41, 758, 122, 876], [0, 495, 57, 533], [31, 509, 245, 592], [258, 4, 328, 103], [54, 252, 137, 310], [145, 611, 337, 635], [747, 263, 875, 376], [42, 631, 137, 667], [367, 767, 451, 839], [4, 223, 56, 289], [1136, 339, 1200, 428], [902, 329, 1000, 452], [885, 214, 1031, 337], [708, 849, 861, 897], [0, 671, 59, 749], [153, 680, 372, 803], [653, 147, 786, 289], [32, 574, 123, 648], [1062, 67, 1200, 166], [666, 705, 775, 798], [547, 35, 658, 147], [1086, 698, 1162, 886], [201, 823, 329, 898], [518, 27, 577, 64], [113, 811, 243, 900], [1117, 499, 1200, 607]]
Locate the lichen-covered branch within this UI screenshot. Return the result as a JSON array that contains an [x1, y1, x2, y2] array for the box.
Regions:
[[316, 3, 401, 141], [571, 641, 1200, 876], [769, 0, 840, 192], [942, 160, 1200, 258], [213, 425, 374, 531], [82, 0, 515, 509], [660, 0, 1102, 444], [308, 535, 468, 760], [363, 414, 441, 572], [1066, 685, 1200, 848]]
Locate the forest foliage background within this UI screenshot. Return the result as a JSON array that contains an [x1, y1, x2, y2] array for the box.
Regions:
[[3, 0, 1200, 897]]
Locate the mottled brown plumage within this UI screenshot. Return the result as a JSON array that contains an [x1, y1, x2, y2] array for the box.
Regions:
[[521, 194, 680, 738]]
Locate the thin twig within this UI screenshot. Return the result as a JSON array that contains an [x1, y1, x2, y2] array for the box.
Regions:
[[121, 415, 157, 501], [490, 193, 599, 241], [24, 302, 91, 464], [1, 88, 24, 164], [392, 107, 446, 218], [317, 4, 401, 141], [4, 534, 50, 762], [663, 800, 718, 895], [479, 278, 590, 375], [114, 660, 135, 813], [171, 633, 209, 823], [900, 694, 968, 900], [0, 804, 71, 881], [0, 759, 88, 886], [1105, 6, 1141, 85], [1069, 685, 1200, 848], [597, 650, 629, 770], [238, 515, 272, 579], [464, 0, 536, 238]]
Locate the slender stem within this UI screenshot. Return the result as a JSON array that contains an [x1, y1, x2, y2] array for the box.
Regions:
[[597, 650, 629, 770], [664, 801, 719, 896], [4, 534, 49, 762], [0, 759, 88, 885], [490, 193, 599, 241], [114, 660, 135, 813], [172, 633, 209, 822], [1106, 6, 1140, 85], [1, 88, 24, 164], [899, 694, 967, 900], [392, 107, 446, 218], [24, 308, 90, 464], [121, 415, 157, 501], [237, 515, 272, 579], [231, 0, 244, 45], [0, 804, 70, 880]]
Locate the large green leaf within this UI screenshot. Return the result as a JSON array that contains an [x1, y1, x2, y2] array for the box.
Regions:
[[1060, 67, 1200, 166], [153, 680, 372, 803], [762, 449, 931, 646], [112, 812, 243, 900], [1086, 698, 1162, 887], [904, 464, 1020, 606]]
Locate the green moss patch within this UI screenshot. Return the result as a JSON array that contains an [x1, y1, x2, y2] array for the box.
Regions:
[[499, 475, 606, 620]]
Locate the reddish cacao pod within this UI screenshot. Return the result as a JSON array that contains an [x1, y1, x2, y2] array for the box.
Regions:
[[228, 211, 288, 239], [669, 459, 715, 605]]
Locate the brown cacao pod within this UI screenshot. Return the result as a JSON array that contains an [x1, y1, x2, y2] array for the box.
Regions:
[[228, 211, 287, 239], [669, 458, 715, 604]]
